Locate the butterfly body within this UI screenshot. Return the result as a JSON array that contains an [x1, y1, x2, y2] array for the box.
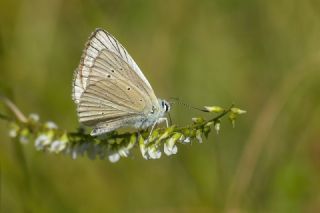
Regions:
[[72, 29, 170, 136]]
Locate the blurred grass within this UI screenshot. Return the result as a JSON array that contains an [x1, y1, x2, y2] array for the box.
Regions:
[[1, 0, 320, 212]]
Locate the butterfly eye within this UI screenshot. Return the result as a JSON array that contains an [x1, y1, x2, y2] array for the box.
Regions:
[[163, 101, 170, 112]]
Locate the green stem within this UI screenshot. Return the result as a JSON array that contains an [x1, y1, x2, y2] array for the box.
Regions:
[[0, 113, 11, 121]]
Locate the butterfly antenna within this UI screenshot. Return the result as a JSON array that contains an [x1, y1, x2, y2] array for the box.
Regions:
[[168, 98, 208, 113]]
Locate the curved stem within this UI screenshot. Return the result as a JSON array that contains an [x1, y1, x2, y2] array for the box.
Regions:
[[0, 96, 27, 122]]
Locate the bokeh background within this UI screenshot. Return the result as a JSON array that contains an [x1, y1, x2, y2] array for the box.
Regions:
[[1, 0, 320, 212]]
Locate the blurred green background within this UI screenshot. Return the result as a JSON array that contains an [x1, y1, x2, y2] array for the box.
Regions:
[[1, 0, 320, 212]]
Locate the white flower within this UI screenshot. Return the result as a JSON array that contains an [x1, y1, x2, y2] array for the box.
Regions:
[[118, 139, 136, 158], [108, 153, 121, 163], [118, 147, 130, 157], [19, 129, 30, 144], [35, 134, 51, 150], [71, 150, 78, 159], [164, 137, 178, 156], [9, 129, 17, 138], [49, 140, 66, 153], [19, 136, 29, 144], [114, 137, 137, 159], [180, 136, 190, 144], [45, 121, 58, 129], [29, 113, 40, 122], [164, 143, 178, 156], [71, 145, 80, 159], [147, 146, 162, 159]]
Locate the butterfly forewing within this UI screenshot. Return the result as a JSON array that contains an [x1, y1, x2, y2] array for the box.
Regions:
[[73, 29, 158, 104], [89, 49, 151, 96], [93, 30, 152, 88]]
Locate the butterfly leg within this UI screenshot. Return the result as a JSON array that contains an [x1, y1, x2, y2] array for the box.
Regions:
[[147, 117, 169, 140], [159, 117, 169, 128], [147, 121, 158, 141]]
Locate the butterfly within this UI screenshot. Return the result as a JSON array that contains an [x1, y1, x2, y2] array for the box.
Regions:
[[72, 28, 170, 136]]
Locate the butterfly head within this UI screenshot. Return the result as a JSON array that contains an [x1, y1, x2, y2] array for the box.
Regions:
[[159, 99, 170, 113]]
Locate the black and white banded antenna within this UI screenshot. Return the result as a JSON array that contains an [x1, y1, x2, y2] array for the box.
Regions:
[[168, 97, 209, 113]]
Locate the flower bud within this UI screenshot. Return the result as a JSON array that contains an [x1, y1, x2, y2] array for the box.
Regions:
[[192, 117, 205, 124], [138, 135, 148, 160], [231, 108, 247, 115], [127, 134, 137, 150], [214, 121, 221, 134], [204, 106, 224, 113], [164, 135, 179, 156], [229, 112, 237, 128], [157, 125, 175, 141], [196, 129, 203, 143], [148, 130, 159, 143], [8, 122, 20, 138]]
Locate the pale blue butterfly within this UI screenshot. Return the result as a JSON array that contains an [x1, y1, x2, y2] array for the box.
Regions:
[[72, 28, 170, 136]]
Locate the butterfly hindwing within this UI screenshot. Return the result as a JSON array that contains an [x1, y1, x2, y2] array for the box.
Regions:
[[78, 77, 148, 126]]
